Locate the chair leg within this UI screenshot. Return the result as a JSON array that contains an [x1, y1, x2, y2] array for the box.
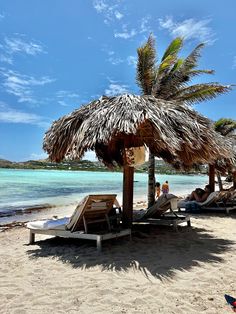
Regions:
[[29, 230, 35, 244], [105, 214, 111, 231], [96, 235, 102, 252], [173, 221, 178, 232], [83, 216, 88, 233]]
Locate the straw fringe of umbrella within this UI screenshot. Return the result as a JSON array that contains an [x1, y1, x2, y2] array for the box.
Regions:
[[43, 94, 234, 170]]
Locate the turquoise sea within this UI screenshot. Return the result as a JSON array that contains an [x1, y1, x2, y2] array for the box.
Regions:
[[0, 168, 209, 218]]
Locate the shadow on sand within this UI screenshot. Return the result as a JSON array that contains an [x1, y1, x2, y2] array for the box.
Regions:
[[26, 225, 235, 280]]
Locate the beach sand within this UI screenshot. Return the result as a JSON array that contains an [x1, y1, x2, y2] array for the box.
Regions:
[[0, 212, 236, 314]]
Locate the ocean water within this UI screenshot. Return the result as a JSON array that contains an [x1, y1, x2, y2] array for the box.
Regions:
[[0, 168, 209, 217]]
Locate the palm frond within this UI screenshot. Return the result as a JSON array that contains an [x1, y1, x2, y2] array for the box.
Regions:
[[214, 118, 236, 136], [161, 37, 183, 61], [178, 69, 215, 84], [180, 43, 205, 72], [188, 69, 214, 76], [157, 43, 208, 99], [169, 58, 184, 74], [136, 35, 156, 95], [171, 84, 232, 105], [152, 38, 183, 96], [158, 54, 177, 74], [152, 55, 177, 95]]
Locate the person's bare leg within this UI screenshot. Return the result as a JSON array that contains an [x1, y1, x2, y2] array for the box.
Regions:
[[189, 191, 196, 201], [190, 191, 202, 202]]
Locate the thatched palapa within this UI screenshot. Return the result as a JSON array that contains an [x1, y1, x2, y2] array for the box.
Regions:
[[44, 94, 232, 167], [43, 94, 234, 225]]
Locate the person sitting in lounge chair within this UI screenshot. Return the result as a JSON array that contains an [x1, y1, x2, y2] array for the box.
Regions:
[[178, 185, 216, 212], [187, 184, 211, 202]]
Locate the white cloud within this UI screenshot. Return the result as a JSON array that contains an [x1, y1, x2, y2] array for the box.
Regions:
[[0, 69, 55, 103], [57, 100, 70, 107], [93, 2, 151, 40], [107, 50, 115, 56], [114, 11, 123, 20], [105, 82, 129, 96], [56, 90, 80, 106], [159, 16, 216, 44], [93, 0, 125, 24], [108, 56, 123, 65], [93, 0, 107, 13], [56, 90, 80, 98], [0, 102, 49, 128], [127, 55, 137, 67], [159, 16, 174, 29], [5, 36, 45, 55], [0, 13, 5, 20], [0, 54, 13, 64], [0, 34, 46, 65], [114, 24, 137, 39], [140, 16, 152, 33], [83, 150, 97, 161], [102, 47, 124, 65], [113, 15, 151, 40]]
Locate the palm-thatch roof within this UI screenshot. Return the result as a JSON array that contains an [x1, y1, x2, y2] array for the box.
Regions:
[[43, 94, 234, 169]]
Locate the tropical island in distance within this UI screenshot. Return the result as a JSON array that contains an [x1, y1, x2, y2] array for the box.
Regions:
[[0, 158, 208, 175]]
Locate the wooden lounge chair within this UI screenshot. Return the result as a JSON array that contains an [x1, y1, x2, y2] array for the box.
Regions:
[[26, 194, 131, 252], [134, 194, 191, 230]]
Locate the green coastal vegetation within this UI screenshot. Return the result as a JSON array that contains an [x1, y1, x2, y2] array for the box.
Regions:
[[0, 158, 207, 175]]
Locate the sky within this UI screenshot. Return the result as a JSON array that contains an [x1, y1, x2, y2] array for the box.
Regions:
[[0, 0, 235, 162]]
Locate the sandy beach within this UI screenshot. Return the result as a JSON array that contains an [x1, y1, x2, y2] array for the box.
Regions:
[[0, 210, 236, 314]]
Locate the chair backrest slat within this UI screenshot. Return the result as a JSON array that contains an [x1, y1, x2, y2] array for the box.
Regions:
[[143, 194, 178, 219], [66, 194, 117, 232], [199, 191, 219, 206]]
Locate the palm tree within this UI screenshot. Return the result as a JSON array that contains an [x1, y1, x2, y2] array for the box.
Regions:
[[136, 35, 231, 207], [214, 118, 236, 136], [214, 118, 236, 190]]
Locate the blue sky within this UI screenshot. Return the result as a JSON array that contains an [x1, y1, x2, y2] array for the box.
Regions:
[[0, 0, 235, 161]]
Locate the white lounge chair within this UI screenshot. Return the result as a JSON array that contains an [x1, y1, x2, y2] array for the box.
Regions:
[[177, 191, 236, 214], [134, 194, 191, 230], [177, 191, 219, 209], [26, 194, 131, 252], [200, 190, 236, 214]]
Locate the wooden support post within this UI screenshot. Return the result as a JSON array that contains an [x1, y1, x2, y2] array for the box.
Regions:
[[209, 164, 215, 192], [122, 165, 134, 228], [148, 153, 155, 208], [29, 230, 35, 244]]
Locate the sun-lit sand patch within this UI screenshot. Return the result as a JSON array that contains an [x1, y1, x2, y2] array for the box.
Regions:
[[0, 212, 235, 313]]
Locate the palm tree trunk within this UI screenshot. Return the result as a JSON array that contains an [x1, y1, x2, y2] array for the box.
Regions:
[[148, 152, 155, 208], [216, 171, 223, 191]]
